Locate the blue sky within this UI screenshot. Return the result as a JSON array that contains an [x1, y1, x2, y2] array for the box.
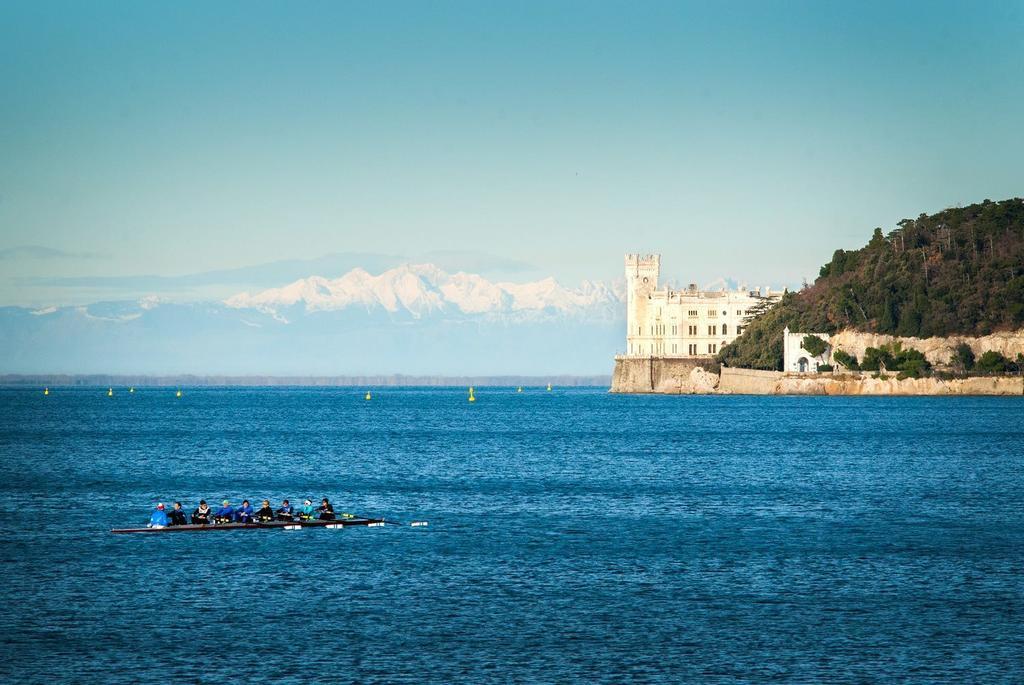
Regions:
[[2, 1, 1022, 306]]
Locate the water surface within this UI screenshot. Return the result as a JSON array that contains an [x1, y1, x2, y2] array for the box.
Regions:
[[1, 388, 1022, 683]]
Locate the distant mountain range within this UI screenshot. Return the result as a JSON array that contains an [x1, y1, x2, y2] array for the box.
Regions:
[[225, 263, 626, 321], [0, 264, 629, 375]]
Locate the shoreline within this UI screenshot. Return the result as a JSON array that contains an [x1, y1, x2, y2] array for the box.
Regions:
[[0, 373, 611, 388], [611, 357, 1024, 396]]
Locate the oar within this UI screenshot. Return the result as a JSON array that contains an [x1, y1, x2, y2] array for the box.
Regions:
[[356, 516, 428, 527], [312, 511, 429, 527]]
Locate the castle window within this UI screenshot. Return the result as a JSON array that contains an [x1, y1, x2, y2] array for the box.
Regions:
[[672, 344, 677, 353], [708, 343, 717, 354], [736, 310, 742, 316], [722, 324, 728, 335], [708, 325, 716, 335], [708, 309, 717, 317], [688, 310, 698, 317]]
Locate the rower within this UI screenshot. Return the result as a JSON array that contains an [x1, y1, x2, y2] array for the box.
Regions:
[[318, 497, 336, 521], [192, 500, 212, 525], [215, 500, 235, 524], [235, 499, 254, 523], [167, 501, 188, 526], [276, 499, 295, 521], [255, 499, 275, 522], [148, 503, 169, 529], [299, 499, 315, 521]]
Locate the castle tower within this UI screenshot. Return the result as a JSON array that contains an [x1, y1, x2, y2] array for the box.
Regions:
[[625, 254, 660, 355]]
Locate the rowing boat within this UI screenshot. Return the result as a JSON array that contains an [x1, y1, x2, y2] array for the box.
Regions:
[[259, 518, 387, 530], [111, 517, 385, 534]]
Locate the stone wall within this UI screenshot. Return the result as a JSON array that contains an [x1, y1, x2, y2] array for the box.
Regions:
[[717, 367, 785, 394], [612, 360, 1023, 395], [610, 356, 718, 394]]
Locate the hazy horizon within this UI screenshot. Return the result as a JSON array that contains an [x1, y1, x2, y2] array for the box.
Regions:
[[3, 2, 1023, 309], [3, 2, 1023, 375]]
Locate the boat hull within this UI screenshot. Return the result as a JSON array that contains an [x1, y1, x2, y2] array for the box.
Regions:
[[110, 523, 257, 534], [111, 518, 384, 534]]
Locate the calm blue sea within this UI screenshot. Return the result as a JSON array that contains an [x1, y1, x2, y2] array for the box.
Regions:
[[1, 387, 1022, 683]]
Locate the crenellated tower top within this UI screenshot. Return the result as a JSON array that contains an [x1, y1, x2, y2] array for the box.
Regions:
[[624, 253, 661, 287]]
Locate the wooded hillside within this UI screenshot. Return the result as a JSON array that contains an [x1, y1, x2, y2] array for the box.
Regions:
[[719, 198, 1024, 370]]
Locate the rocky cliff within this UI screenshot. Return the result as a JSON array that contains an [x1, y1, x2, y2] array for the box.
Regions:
[[827, 329, 1024, 367], [718, 368, 1023, 396], [610, 357, 718, 394], [611, 358, 1023, 395]]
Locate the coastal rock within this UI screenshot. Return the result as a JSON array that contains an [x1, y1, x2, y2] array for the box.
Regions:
[[654, 366, 720, 394], [614, 361, 1023, 395], [610, 357, 719, 393], [828, 329, 1024, 367]]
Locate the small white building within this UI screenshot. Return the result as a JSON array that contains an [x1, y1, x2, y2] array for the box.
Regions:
[[783, 327, 831, 373], [623, 254, 783, 359]]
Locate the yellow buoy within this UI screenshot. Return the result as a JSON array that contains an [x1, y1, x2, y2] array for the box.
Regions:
[[176, 389, 182, 398], [107, 388, 113, 397], [517, 386, 522, 393], [546, 383, 552, 392], [468, 386, 476, 403], [365, 391, 372, 401], [44, 387, 49, 396]]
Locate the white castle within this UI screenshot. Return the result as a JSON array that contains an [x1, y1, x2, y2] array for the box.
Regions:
[[624, 254, 783, 358]]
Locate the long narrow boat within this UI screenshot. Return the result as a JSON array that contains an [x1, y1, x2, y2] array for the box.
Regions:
[[111, 517, 385, 534], [258, 517, 387, 530]]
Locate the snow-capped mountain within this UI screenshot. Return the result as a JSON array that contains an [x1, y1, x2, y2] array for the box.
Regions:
[[0, 265, 627, 375], [225, 264, 625, 321]]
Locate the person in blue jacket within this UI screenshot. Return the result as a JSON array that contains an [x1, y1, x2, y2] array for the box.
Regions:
[[148, 503, 169, 528], [275, 499, 295, 521], [298, 499, 315, 521], [235, 499, 254, 523], [215, 500, 235, 524]]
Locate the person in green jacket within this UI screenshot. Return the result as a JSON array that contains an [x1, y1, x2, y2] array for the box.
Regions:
[[299, 499, 315, 521]]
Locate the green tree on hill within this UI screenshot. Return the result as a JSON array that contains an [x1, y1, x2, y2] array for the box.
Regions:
[[801, 335, 828, 357], [975, 351, 1012, 374], [832, 349, 859, 370], [858, 343, 931, 378], [953, 343, 975, 373], [719, 198, 1024, 370]]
